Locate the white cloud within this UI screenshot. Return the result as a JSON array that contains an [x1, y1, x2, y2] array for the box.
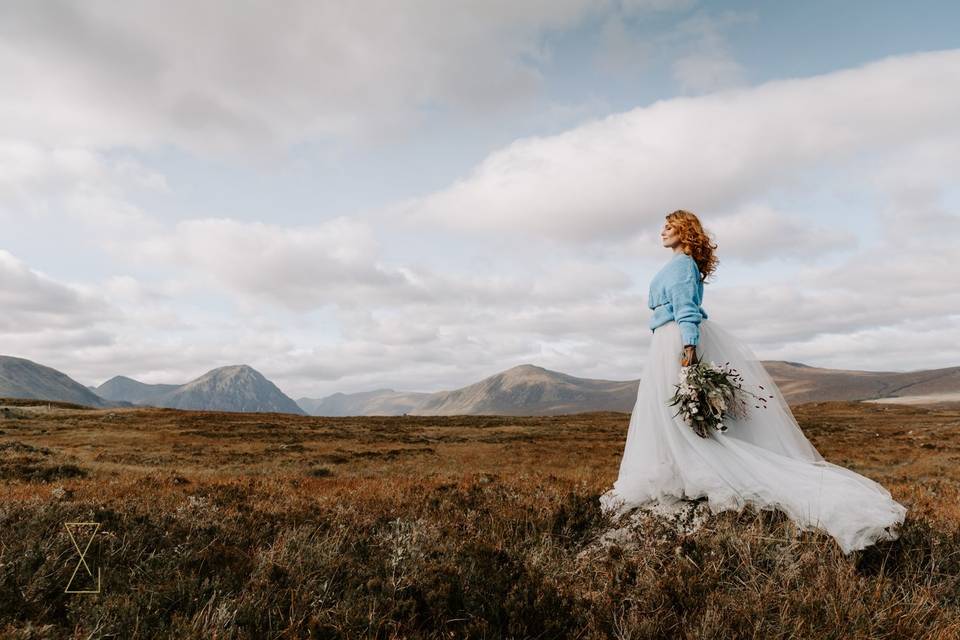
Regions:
[[0, 0, 601, 156], [754, 318, 960, 373], [707, 205, 856, 262], [2, 7, 957, 396], [697, 185, 960, 372], [268, 289, 654, 395], [0, 140, 163, 240], [0, 249, 111, 333], [129, 217, 411, 311], [126, 217, 635, 313], [396, 49, 960, 244]]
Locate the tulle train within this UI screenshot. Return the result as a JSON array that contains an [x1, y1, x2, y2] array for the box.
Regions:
[[599, 318, 907, 555]]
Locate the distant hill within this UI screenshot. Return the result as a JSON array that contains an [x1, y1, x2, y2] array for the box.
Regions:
[[96, 375, 180, 405], [410, 364, 638, 416], [762, 362, 960, 405], [0, 355, 114, 408], [95, 365, 305, 415], [7, 353, 957, 417], [297, 361, 960, 416], [297, 388, 429, 416], [298, 364, 639, 416]]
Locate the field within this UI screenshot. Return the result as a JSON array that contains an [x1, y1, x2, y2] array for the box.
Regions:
[[1, 398, 959, 639]]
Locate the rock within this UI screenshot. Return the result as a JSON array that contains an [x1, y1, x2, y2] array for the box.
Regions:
[[579, 497, 714, 561]]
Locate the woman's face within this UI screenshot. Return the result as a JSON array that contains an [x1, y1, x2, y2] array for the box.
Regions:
[[661, 220, 681, 248]]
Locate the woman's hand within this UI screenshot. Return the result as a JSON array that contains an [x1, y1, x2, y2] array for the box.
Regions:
[[680, 345, 699, 367]]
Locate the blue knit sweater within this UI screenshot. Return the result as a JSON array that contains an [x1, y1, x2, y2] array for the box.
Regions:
[[648, 252, 708, 346]]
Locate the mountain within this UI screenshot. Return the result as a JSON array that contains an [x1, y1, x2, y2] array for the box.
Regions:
[[10, 354, 958, 417], [157, 365, 305, 414], [297, 365, 639, 417], [96, 376, 179, 404], [764, 362, 960, 405], [95, 365, 304, 415], [0, 355, 113, 408], [297, 388, 429, 416], [409, 364, 639, 416], [297, 361, 960, 416]]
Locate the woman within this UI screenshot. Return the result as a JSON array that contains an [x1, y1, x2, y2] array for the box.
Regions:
[[599, 210, 907, 555]]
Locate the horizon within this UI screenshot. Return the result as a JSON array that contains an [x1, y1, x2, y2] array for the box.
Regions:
[[2, 2, 958, 398], [3, 353, 955, 399]]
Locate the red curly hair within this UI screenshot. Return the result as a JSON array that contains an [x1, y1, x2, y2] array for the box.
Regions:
[[665, 210, 718, 282]]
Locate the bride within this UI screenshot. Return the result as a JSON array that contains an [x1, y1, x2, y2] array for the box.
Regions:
[[599, 209, 907, 555]]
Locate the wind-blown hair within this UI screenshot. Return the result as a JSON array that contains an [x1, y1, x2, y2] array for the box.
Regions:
[[665, 210, 718, 282]]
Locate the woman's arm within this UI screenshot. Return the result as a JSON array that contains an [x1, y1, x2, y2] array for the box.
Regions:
[[668, 268, 703, 364], [668, 282, 703, 344]]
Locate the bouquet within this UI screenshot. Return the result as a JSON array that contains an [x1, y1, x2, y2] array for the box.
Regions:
[[667, 352, 774, 438]]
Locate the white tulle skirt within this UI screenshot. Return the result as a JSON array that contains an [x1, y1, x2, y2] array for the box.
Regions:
[[599, 318, 907, 555]]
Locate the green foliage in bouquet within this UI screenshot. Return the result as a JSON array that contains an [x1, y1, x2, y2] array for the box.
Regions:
[[667, 353, 775, 439]]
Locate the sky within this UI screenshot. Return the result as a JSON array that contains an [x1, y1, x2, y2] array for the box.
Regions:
[[2, 0, 959, 399]]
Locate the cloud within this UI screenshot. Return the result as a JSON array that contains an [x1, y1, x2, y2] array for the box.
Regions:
[[672, 51, 743, 93], [619, 0, 697, 12], [594, 14, 655, 75], [0, 249, 112, 333], [752, 317, 960, 374], [707, 205, 856, 262], [128, 217, 403, 311], [395, 49, 960, 244], [595, 5, 749, 99], [0, 0, 601, 156], [267, 288, 654, 395], [2, 8, 957, 396], [697, 183, 960, 372], [0, 140, 164, 242], [0, 250, 214, 385], [668, 10, 753, 93], [127, 216, 635, 313]]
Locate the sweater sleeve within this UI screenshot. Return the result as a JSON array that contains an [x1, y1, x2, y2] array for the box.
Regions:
[[667, 271, 703, 347]]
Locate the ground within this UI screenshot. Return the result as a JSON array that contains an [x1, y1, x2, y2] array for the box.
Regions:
[[1, 398, 958, 638]]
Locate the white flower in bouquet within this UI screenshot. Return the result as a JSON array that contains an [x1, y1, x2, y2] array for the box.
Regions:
[[667, 352, 773, 439]]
